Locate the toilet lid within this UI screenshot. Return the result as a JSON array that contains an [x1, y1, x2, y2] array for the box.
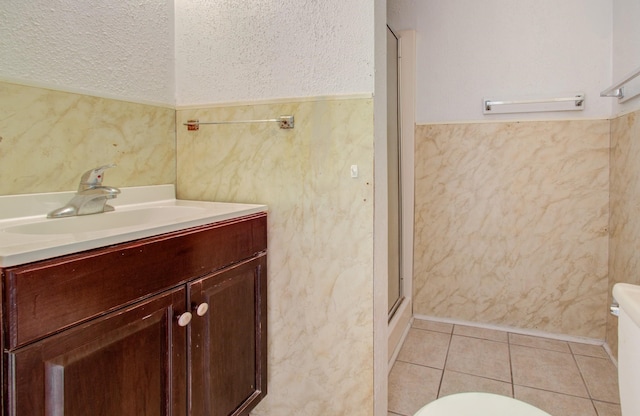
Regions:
[[414, 392, 552, 416]]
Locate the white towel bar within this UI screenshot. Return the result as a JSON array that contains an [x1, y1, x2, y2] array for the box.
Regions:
[[483, 94, 585, 114], [183, 115, 294, 131]]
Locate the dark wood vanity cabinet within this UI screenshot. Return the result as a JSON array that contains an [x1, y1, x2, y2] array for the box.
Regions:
[[7, 287, 189, 416], [190, 257, 267, 416], [1, 213, 267, 416]]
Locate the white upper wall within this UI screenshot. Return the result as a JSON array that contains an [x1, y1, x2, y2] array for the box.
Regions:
[[388, 0, 613, 123], [612, 0, 640, 115], [0, 0, 175, 106], [174, 0, 375, 106], [6, 0, 630, 117]]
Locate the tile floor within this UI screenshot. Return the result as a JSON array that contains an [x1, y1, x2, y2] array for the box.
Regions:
[[388, 319, 621, 416]]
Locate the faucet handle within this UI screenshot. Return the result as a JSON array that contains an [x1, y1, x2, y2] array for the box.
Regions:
[[79, 164, 116, 190]]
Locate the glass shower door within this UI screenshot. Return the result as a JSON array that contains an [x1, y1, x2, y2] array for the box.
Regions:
[[387, 25, 403, 318]]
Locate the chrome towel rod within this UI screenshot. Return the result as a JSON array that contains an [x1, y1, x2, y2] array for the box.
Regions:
[[483, 94, 584, 114], [183, 115, 294, 131], [600, 64, 640, 103]]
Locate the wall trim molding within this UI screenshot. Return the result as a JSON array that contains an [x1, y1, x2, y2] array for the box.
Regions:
[[414, 314, 606, 346], [0, 77, 174, 109], [1, 77, 374, 112], [175, 93, 373, 110], [611, 105, 640, 119], [416, 117, 612, 126]]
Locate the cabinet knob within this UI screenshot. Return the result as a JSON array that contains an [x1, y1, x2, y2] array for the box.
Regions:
[[176, 311, 193, 327], [194, 302, 209, 317]]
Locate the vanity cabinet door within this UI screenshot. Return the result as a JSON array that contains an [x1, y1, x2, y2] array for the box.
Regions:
[[189, 254, 267, 416], [4, 287, 188, 416]]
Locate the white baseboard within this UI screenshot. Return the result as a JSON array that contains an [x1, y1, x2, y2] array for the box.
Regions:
[[413, 313, 607, 346]]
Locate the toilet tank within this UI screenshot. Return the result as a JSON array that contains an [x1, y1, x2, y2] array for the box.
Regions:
[[612, 283, 640, 416]]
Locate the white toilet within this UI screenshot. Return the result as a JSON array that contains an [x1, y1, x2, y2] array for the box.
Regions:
[[413, 392, 551, 416], [414, 282, 640, 416], [612, 283, 640, 416]]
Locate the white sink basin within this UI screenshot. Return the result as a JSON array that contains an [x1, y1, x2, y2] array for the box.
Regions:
[[5, 206, 208, 235], [0, 185, 267, 267]]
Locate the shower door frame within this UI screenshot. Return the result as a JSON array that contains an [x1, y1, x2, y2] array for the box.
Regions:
[[387, 29, 416, 367], [387, 24, 404, 320]]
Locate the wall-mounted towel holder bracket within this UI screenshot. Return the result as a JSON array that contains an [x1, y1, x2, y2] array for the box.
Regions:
[[600, 64, 640, 104], [184, 115, 294, 131]]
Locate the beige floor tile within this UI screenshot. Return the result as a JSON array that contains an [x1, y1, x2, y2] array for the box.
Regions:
[[511, 345, 588, 397], [388, 320, 622, 416], [445, 335, 511, 382], [575, 355, 620, 403], [388, 361, 442, 416], [509, 333, 571, 353], [514, 385, 598, 416], [592, 401, 622, 416], [439, 370, 513, 398], [569, 342, 610, 359], [412, 319, 453, 334], [453, 324, 508, 342], [397, 328, 451, 369]]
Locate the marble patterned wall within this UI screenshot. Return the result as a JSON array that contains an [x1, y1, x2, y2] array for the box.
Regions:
[[0, 81, 176, 195], [607, 108, 640, 357], [413, 120, 610, 339], [176, 97, 375, 415]]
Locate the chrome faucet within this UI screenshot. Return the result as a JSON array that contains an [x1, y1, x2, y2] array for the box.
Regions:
[[47, 164, 121, 218]]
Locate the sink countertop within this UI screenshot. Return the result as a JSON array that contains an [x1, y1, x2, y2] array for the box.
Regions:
[[0, 185, 267, 267]]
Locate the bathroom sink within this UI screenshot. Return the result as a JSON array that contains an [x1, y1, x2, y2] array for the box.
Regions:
[[0, 185, 267, 267], [613, 283, 640, 329], [5, 206, 208, 235]]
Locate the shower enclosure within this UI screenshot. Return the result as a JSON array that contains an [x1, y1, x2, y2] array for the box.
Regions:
[[387, 25, 403, 318]]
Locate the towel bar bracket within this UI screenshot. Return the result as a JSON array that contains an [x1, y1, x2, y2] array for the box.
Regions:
[[600, 88, 624, 99], [600, 64, 640, 103]]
